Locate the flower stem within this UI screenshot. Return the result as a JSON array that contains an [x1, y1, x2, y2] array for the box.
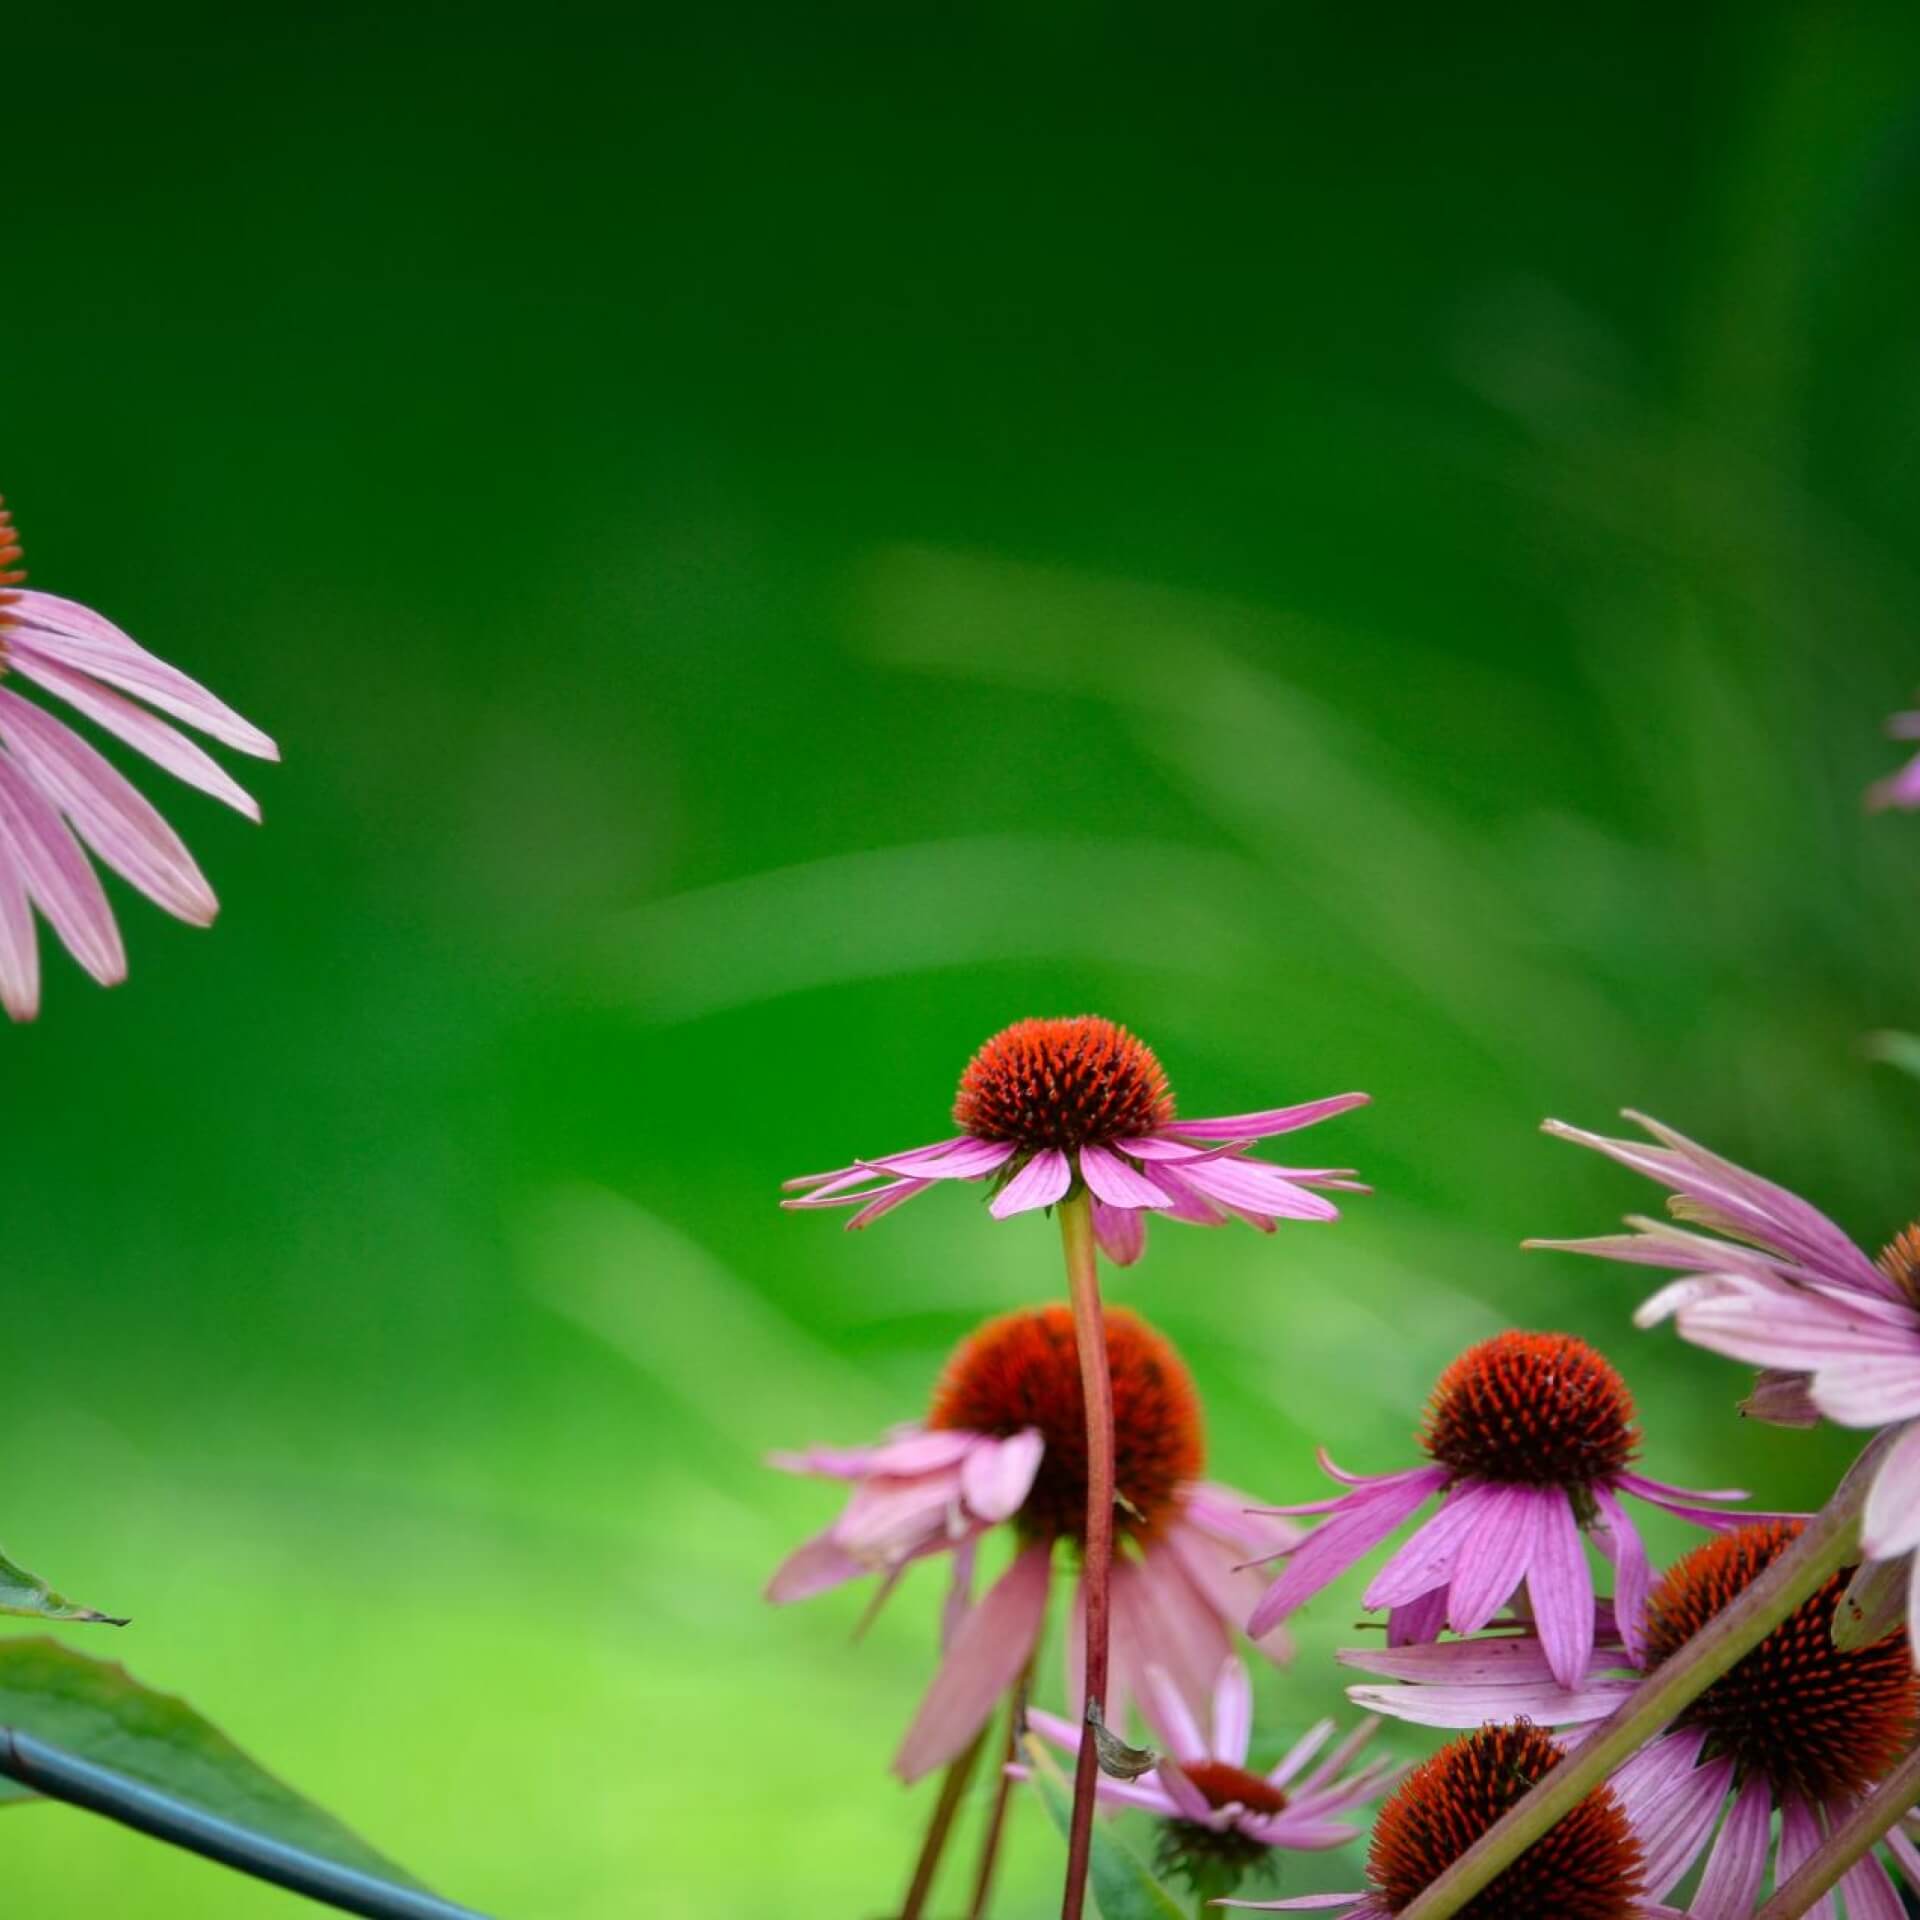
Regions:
[[899, 1725, 988, 1920], [1058, 1189, 1113, 1920], [966, 1653, 1035, 1920], [1398, 1431, 1892, 1920], [1752, 1739, 1920, 1919]]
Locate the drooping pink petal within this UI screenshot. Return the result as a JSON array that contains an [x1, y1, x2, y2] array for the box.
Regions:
[[1363, 1483, 1497, 1612], [1590, 1484, 1651, 1662], [1840, 1851, 1906, 1920], [1127, 1541, 1232, 1710], [765, 1529, 869, 1603], [1248, 1469, 1448, 1637], [960, 1429, 1044, 1523], [860, 1138, 1017, 1180], [1160, 1510, 1294, 1663], [1078, 1143, 1170, 1209], [0, 841, 39, 1020], [893, 1543, 1051, 1781], [1775, 1795, 1837, 1920], [1445, 1484, 1541, 1634], [1611, 1731, 1729, 1898], [11, 593, 279, 759], [1386, 1585, 1449, 1647], [1810, 1352, 1920, 1429], [1690, 1774, 1773, 1914], [1266, 1719, 1336, 1788], [1092, 1197, 1147, 1266], [0, 690, 217, 924], [1526, 1489, 1595, 1691], [0, 752, 125, 986], [988, 1148, 1072, 1219], [1171, 1154, 1342, 1222], [9, 648, 262, 817], [769, 1428, 977, 1480], [847, 1177, 937, 1229]]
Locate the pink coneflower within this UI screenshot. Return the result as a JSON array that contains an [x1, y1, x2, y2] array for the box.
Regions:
[[1538, 1111, 1920, 1660], [1019, 1658, 1397, 1898], [781, 1015, 1368, 1265], [1246, 1331, 1755, 1688], [766, 1303, 1296, 1781], [0, 497, 277, 1019], [1869, 704, 1920, 812], [1343, 1522, 1920, 1917], [1222, 1721, 1661, 1918]]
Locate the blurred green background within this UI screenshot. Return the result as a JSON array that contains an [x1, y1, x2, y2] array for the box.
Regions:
[[7, 3, 1920, 1913]]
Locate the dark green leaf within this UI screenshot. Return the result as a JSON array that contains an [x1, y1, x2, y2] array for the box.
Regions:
[[0, 1638, 419, 1885]]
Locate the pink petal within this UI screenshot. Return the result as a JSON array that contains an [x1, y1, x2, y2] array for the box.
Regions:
[[12, 593, 278, 758], [10, 649, 262, 817], [1446, 1485, 1540, 1634], [1689, 1775, 1772, 1913], [1776, 1795, 1837, 1920], [961, 1429, 1044, 1523], [1078, 1143, 1170, 1209], [0, 841, 39, 1020], [1811, 1354, 1920, 1428], [1364, 1484, 1497, 1611], [1158, 1093, 1370, 1142], [0, 690, 216, 924], [1250, 1469, 1447, 1637], [847, 1177, 937, 1229], [893, 1544, 1051, 1781], [861, 1138, 1016, 1180], [1210, 1658, 1254, 1770], [1174, 1155, 1341, 1223], [765, 1529, 868, 1603], [988, 1148, 1072, 1220], [1142, 1663, 1208, 1767], [0, 753, 125, 986], [1525, 1491, 1595, 1692], [1590, 1484, 1651, 1662], [1840, 1852, 1906, 1920], [1092, 1198, 1147, 1266]]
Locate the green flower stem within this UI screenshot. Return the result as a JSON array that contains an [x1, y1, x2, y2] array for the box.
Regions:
[[0, 1727, 489, 1920], [967, 1652, 1035, 1920], [900, 1723, 989, 1920], [1752, 1739, 1920, 1920], [1058, 1188, 1114, 1920], [1398, 1431, 1892, 1920]]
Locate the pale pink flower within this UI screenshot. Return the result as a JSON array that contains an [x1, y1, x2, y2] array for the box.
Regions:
[[782, 1014, 1368, 1265], [0, 498, 277, 1018], [765, 1303, 1294, 1781], [1246, 1331, 1754, 1689], [1017, 1658, 1396, 1896], [1342, 1521, 1920, 1918], [1537, 1111, 1920, 1664]]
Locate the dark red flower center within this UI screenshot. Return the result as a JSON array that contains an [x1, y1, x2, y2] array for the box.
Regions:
[[1421, 1332, 1637, 1489], [1877, 1224, 1920, 1307], [0, 498, 24, 636], [1182, 1760, 1289, 1817], [1369, 1723, 1645, 1919], [953, 1016, 1174, 1151], [1647, 1521, 1919, 1803], [927, 1303, 1204, 1545]]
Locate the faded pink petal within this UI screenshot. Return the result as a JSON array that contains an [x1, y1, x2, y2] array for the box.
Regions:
[[987, 1148, 1071, 1219], [0, 753, 125, 987]]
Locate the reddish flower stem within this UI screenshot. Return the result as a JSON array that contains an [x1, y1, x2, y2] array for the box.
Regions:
[[899, 1724, 987, 1920], [1057, 1190, 1113, 1920], [1752, 1738, 1920, 1919], [966, 1652, 1035, 1920]]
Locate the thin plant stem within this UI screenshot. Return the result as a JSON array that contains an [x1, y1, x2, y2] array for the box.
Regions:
[[1398, 1431, 1893, 1920], [1752, 1740, 1920, 1920], [966, 1653, 1035, 1920], [0, 1728, 490, 1920], [899, 1723, 989, 1920], [1057, 1189, 1113, 1920]]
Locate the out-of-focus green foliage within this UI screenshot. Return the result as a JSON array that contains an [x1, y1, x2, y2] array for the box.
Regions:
[[7, 3, 1920, 1912]]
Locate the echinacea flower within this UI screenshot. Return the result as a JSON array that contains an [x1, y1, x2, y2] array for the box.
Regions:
[[766, 1303, 1296, 1780], [1246, 1331, 1757, 1688], [1343, 1521, 1920, 1918], [782, 1014, 1368, 1265], [1222, 1720, 1663, 1918], [1869, 703, 1920, 812], [1537, 1111, 1920, 1660], [0, 497, 277, 1018], [1019, 1658, 1397, 1900]]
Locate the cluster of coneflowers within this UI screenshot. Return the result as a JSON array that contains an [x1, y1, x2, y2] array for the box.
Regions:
[[774, 1020, 1920, 1920]]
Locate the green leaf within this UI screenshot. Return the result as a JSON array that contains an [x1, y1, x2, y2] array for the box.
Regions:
[[1021, 1733, 1190, 1920], [0, 1546, 126, 1627], [0, 1638, 419, 1885]]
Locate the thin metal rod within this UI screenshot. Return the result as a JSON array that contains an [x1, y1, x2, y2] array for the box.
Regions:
[[0, 1728, 492, 1920]]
